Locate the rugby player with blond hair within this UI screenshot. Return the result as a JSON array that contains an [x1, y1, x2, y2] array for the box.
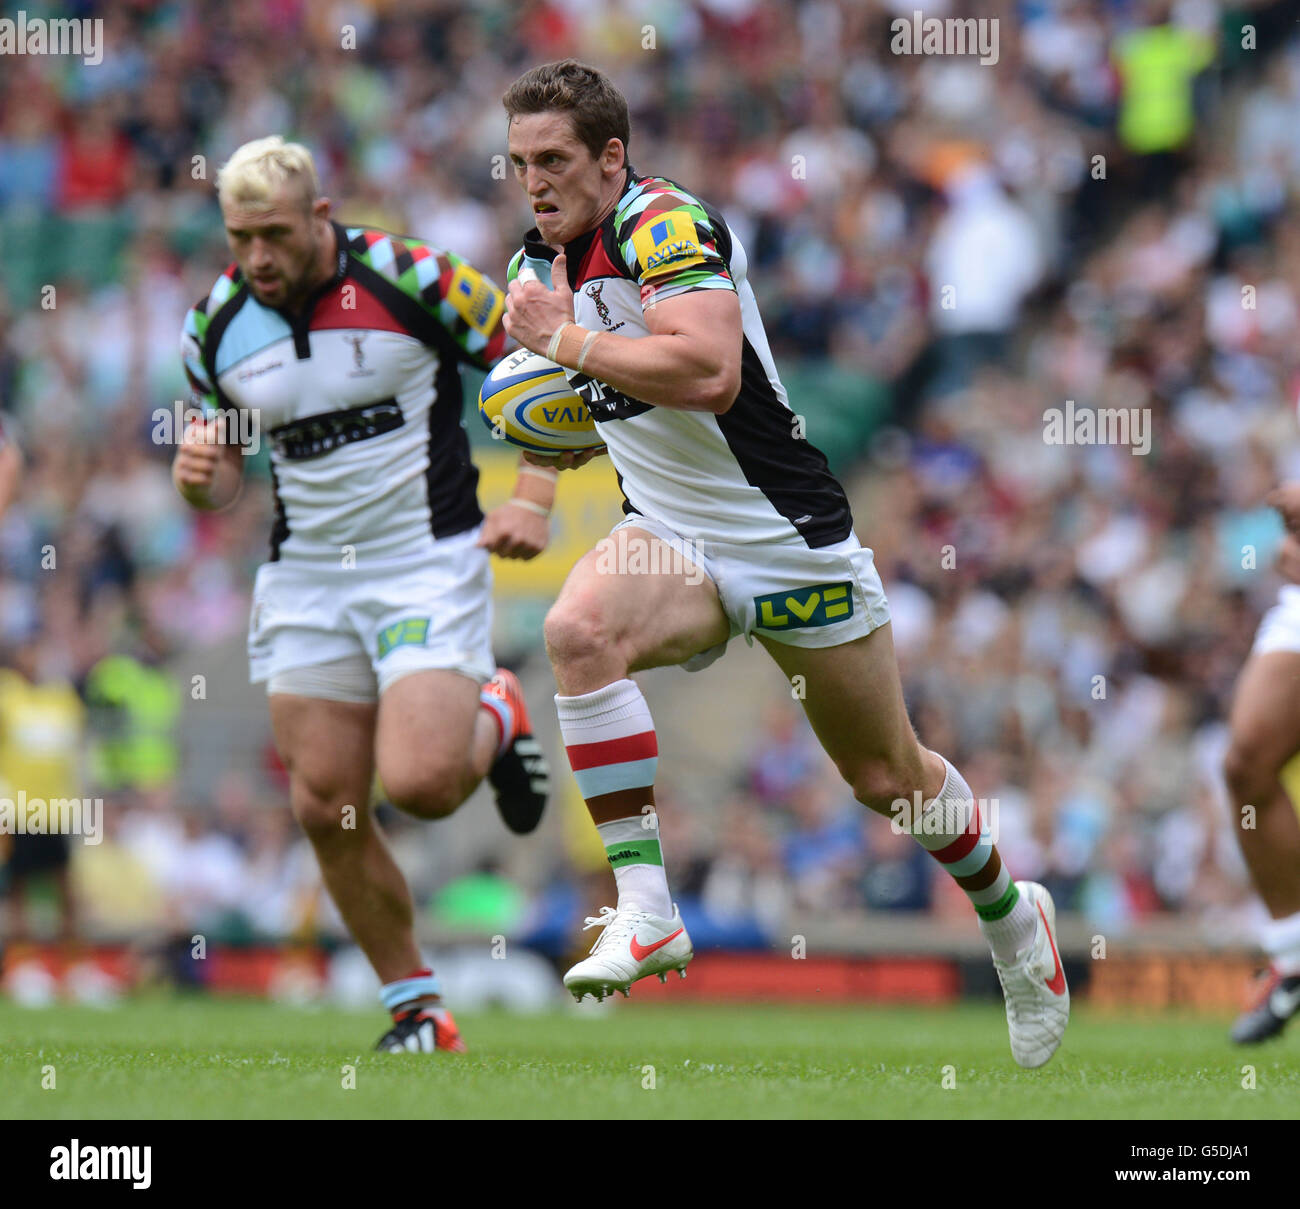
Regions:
[[175, 137, 551, 1053]]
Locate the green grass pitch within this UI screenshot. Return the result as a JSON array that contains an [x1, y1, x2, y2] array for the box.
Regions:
[[1, 997, 1297, 1119]]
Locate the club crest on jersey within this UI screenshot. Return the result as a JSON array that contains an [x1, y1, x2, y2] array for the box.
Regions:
[[377, 617, 430, 659], [345, 332, 374, 377], [448, 264, 503, 335], [633, 213, 705, 280], [585, 281, 625, 332], [753, 582, 854, 629]]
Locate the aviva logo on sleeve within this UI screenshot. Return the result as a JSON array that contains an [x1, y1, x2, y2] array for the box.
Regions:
[[633, 213, 705, 280], [448, 264, 504, 335], [377, 617, 430, 659], [754, 582, 854, 629]]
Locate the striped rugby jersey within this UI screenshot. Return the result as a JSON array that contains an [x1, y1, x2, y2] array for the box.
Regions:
[[507, 169, 852, 548], [181, 221, 506, 563]]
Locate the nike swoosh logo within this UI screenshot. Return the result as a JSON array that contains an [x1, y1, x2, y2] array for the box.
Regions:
[[1038, 902, 1066, 996], [629, 927, 685, 962]]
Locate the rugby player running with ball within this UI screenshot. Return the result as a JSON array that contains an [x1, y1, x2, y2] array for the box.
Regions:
[[501, 61, 1069, 1068]]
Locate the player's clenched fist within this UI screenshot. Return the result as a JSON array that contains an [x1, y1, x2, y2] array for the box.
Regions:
[[174, 418, 220, 487], [477, 500, 550, 560], [172, 418, 243, 510], [503, 252, 575, 357]]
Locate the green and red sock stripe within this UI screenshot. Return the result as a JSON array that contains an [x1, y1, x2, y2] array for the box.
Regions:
[[910, 764, 1020, 922]]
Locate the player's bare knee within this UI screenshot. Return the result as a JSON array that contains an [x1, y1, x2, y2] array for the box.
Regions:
[[1223, 738, 1279, 805], [290, 784, 360, 840], [845, 758, 921, 816], [544, 597, 625, 674], [382, 770, 463, 820]]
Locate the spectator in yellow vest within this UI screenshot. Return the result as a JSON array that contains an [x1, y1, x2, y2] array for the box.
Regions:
[[0, 640, 86, 944]]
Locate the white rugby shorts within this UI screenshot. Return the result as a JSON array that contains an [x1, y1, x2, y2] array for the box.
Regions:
[[611, 513, 891, 671], [249, 526, 495, 701]]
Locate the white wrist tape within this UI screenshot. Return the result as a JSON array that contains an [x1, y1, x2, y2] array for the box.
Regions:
[[546, 321, 576, 363], [577, 330, 601, 374], [506, 498, 551, 518]]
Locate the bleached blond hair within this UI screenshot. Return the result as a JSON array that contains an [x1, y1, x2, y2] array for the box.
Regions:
[[216, 136, 320, 211]]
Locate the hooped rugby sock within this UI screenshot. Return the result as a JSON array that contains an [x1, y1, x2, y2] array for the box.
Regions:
[[596, 815, 672, 919], [478, 689, 514, 760], [556, 679, 673, 919], [909, 755, 1035, 962], [1261, 910, 1300, 977], [380, 967, 442, 1018]]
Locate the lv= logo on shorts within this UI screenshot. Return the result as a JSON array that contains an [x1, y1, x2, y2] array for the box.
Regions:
[[377, 617, 431, 659], [753, 582, 854, 629]]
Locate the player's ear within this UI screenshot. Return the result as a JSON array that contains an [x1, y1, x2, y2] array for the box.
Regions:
[[601, 139, 626, 175], [312, 196, 331, 223]]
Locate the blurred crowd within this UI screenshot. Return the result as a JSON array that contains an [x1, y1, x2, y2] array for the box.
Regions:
[[4, 0, 1300, 959]]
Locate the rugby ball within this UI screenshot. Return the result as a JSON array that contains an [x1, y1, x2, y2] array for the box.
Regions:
[[478, 349, 605, 456]]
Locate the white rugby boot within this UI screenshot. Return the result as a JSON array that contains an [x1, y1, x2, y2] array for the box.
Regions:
[[992, 881, 1070, 1068], [564, 902, 693, 1002]]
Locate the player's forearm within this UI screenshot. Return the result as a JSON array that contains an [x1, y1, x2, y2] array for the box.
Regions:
[[510, 460, 558, 511], [553, 325, 738, 414]]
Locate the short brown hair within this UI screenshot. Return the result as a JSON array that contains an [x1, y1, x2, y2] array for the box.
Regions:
[[503, 59, 630, 166]]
